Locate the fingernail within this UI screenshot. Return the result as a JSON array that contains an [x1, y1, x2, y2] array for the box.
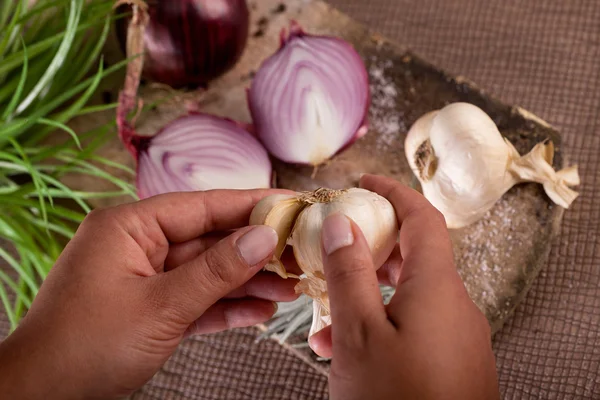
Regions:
[[321, 213, 354, 256], [237, 226, 278, 267], [272, 302, 278, 315]]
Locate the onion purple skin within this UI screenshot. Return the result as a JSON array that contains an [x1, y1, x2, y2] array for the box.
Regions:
[[121, 112, 273, 199], [116, 0, 250, 89], [248, 21, 370, 166]]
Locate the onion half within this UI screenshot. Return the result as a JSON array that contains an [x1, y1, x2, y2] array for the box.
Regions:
[[131, 114, 272, 199], [248, 22, 369, 166]]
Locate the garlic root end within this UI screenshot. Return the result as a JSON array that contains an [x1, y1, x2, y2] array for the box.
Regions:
[[415, 139, 438, 181]]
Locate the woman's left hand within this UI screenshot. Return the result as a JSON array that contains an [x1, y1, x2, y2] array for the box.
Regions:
[[0, 189, 298, 399]]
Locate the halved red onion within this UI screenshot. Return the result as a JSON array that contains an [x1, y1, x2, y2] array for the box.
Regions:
[[248, 22, 369, 166], [124, 113, 272, 199]]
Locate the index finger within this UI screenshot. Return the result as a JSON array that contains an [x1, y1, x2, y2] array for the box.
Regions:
[[130, 189, 294, 243], [360, 174, 454, 282]]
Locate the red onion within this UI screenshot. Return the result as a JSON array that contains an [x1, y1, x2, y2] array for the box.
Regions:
[[116, 4, 270, 199], [116, 0, 249, 88], [121, 113, 272, 199], [248, 22, 369, 166]]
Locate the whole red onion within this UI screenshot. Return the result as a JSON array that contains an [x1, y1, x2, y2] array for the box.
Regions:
[[116, 0, 250, 88]]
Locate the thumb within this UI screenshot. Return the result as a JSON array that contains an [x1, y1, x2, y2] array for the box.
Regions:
[[321, 213, 387, 350], [159, 225, 278, 324]]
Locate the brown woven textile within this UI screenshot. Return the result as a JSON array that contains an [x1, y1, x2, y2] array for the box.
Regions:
[[2, 0, 600, 399], [131, 330, 328, 400]]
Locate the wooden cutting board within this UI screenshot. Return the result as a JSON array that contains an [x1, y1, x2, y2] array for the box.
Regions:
[[63, 0, 565, 369]]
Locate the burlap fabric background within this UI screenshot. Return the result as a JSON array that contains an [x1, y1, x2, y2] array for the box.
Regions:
[[1, 0, 599, 398]]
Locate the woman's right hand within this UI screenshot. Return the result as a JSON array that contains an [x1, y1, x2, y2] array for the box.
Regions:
[[312, 174, 500, 400]]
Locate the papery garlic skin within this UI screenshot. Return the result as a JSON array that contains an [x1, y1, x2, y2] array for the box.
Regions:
[[249, 194, 303, 278], [405, 102, 580, 229]]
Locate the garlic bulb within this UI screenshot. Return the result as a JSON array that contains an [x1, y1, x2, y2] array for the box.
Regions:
[[250, 188, 398, 336], [405, 102, 580, 229]]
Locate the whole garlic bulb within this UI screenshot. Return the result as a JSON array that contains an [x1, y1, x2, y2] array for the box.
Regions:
[[250, 188, 398, 336], [405, 102, 580, 229]]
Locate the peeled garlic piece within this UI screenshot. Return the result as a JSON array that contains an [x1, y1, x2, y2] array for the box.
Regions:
[[251, 188, 398, 337], [249, 194, 304, 278], [405, 102, 580, 229]]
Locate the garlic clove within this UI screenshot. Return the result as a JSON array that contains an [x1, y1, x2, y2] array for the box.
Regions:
[[250, 194, 305, 278]]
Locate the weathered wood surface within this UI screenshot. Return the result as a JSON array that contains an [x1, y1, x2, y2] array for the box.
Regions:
[[62, 0, 564, 370]]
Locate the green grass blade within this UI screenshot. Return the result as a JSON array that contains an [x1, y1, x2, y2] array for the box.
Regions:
[[18, 246, 53, 281], [0, 50, 53, 105], [0, 58, 128, 145], [14, 0, 82, 116], [15, 0, 70, 27], [53, 158, 137, 197], [5, 0, 29, 56], [0, 246, 39, 295], [24, 58, 105, 145], [2, 37, 28, 120], [23, 123, 112, 163], [0, 0, 14, 29], [0, 1, 23, 59], [0, 215, 47, 259], [0, 269, 32, 309], [38, 173, 91, 213], [75, 102, 119, 117], [0, 175, 18, 194], [85, 154, 136, 175], [71, 14, 111, 85], [0, 214, 65, 275], [15, 211, 76, 239], [7, 138, 51, 223], [0, 17, 111, 77], [39, 188, 133, 199], [37, 118, 81, 149], [1, 57, 129, 146], [13, 276, 28, 322], [52, 57, 104, 125], [0, 282, 17, 331], [2, 197, 86, 222], [0, 159, 29, 173]]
